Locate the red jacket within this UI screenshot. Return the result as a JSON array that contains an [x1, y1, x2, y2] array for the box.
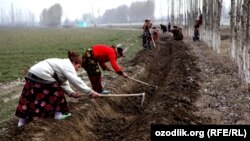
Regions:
[[92, 44, 122, 72]]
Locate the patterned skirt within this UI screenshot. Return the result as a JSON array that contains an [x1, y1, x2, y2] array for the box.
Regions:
[[15, 78, 69, 122]]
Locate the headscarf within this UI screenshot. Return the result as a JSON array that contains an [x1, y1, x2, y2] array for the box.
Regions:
[[68, 51, 82, 64]]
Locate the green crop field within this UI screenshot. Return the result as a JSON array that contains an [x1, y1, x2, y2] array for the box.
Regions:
[[0, 27, 142, 83], [0, 27, 142, 123]]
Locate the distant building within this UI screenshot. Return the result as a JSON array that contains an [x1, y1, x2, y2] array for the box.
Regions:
[[79, 21, 87, 28]]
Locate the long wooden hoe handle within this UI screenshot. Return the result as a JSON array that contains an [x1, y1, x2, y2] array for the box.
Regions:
[[128, 76, 158, 89], [98, 93, 145, 106], [98, 93, 145, 97]]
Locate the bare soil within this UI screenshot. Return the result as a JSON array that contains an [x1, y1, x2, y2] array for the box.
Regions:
[[1, 34, 250, 141]]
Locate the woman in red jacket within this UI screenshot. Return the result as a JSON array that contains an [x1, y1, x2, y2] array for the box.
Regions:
[[82, 44, 128, 94]]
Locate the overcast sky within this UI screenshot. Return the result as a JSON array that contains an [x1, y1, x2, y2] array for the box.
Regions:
[[0, 0, 230, 21], [0, 0, 172, 21], [0, 0, 156, 21]]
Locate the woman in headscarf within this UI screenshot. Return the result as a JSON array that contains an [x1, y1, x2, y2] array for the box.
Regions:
[[193, 13, 203, 42], [16, 51, 99, 127], [82, 44, 128, 94], [142, 19, 152, 49]]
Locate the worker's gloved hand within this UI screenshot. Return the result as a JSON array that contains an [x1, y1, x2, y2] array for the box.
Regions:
[[89, 91, 99, 98], [122, 72, 128, 78], [69, 92, 81, 98]]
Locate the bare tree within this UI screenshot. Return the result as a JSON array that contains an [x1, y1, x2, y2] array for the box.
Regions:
[[1, 9, 5, 27], [116, 5, 129, 23], [40, 9, 48, 26], [241, 0, 250, 82], [247, 0, 250, 83], [231, 0, 237, 59], [167, 0, 171, 24], [199, 0, 221, 53], [101, 0, 154, 24], [0, 4, 35, 27], [213, 0, 222, 53], [227, 0, 250, 83], [171, 0, 175, 24], [82, 13, 92, 24], [172, 0, 250, 84], [40, 3, 63, 27], [11, 4, 14, 25], [231, 0, 250, 83]]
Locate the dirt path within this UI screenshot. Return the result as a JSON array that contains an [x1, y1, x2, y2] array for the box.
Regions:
[[187, 39, 250, 124], [1, 34, 249, 141]]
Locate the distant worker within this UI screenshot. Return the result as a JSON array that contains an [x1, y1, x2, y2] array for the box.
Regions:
[[151, 26, 159, 42], [170, 26, 183, 41], [16, 51, 99, 127], [193, 10, 203, 43], [142, 19, 152, 49], [167, 22, 171, 32], [160, 24, 167, 34], [82, 44, 128, 94]]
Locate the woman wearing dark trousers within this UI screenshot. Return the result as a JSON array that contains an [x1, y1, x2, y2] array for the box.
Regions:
[[82, 44, 128, 94], [142, 19, 152, 49], [193, 13, 203, 42]]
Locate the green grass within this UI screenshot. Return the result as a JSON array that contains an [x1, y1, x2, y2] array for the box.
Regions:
[[0, 27, 142, 83], [0, 27, 142, 124], [0, 99, 19, 121]]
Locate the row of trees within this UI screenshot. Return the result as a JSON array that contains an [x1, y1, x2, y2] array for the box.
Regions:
[[163, 0, 222, 54], [230, 0, 250, 83], [49, 0, 155, 26], [0, 0, 155, 27], [202, 0, 222, 54], [165, 0, 222, 53], [101, 0, 155, 24], [0, 3, 62, 27], [0, 4, 36, 27], [167, 0, 249, 84], [40, 3, 62, 27]]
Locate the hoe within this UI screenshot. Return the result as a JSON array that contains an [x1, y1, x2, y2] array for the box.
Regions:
[[98, 92, 145, 107]]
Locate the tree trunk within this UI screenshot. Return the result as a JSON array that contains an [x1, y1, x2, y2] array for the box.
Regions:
[[202, 0, 207, 41], [241, 0, 250, 83], [230, 0, 250, 83], [205, 0, 214, 48], [231, 0, 237, 59], [168, 0, 171, 24], [180, 0, 250, 84], [171, 0, 175, 24], [247, 0, 250, 83], [213, 0, 222, 53], [235, 0, 243, 81]]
